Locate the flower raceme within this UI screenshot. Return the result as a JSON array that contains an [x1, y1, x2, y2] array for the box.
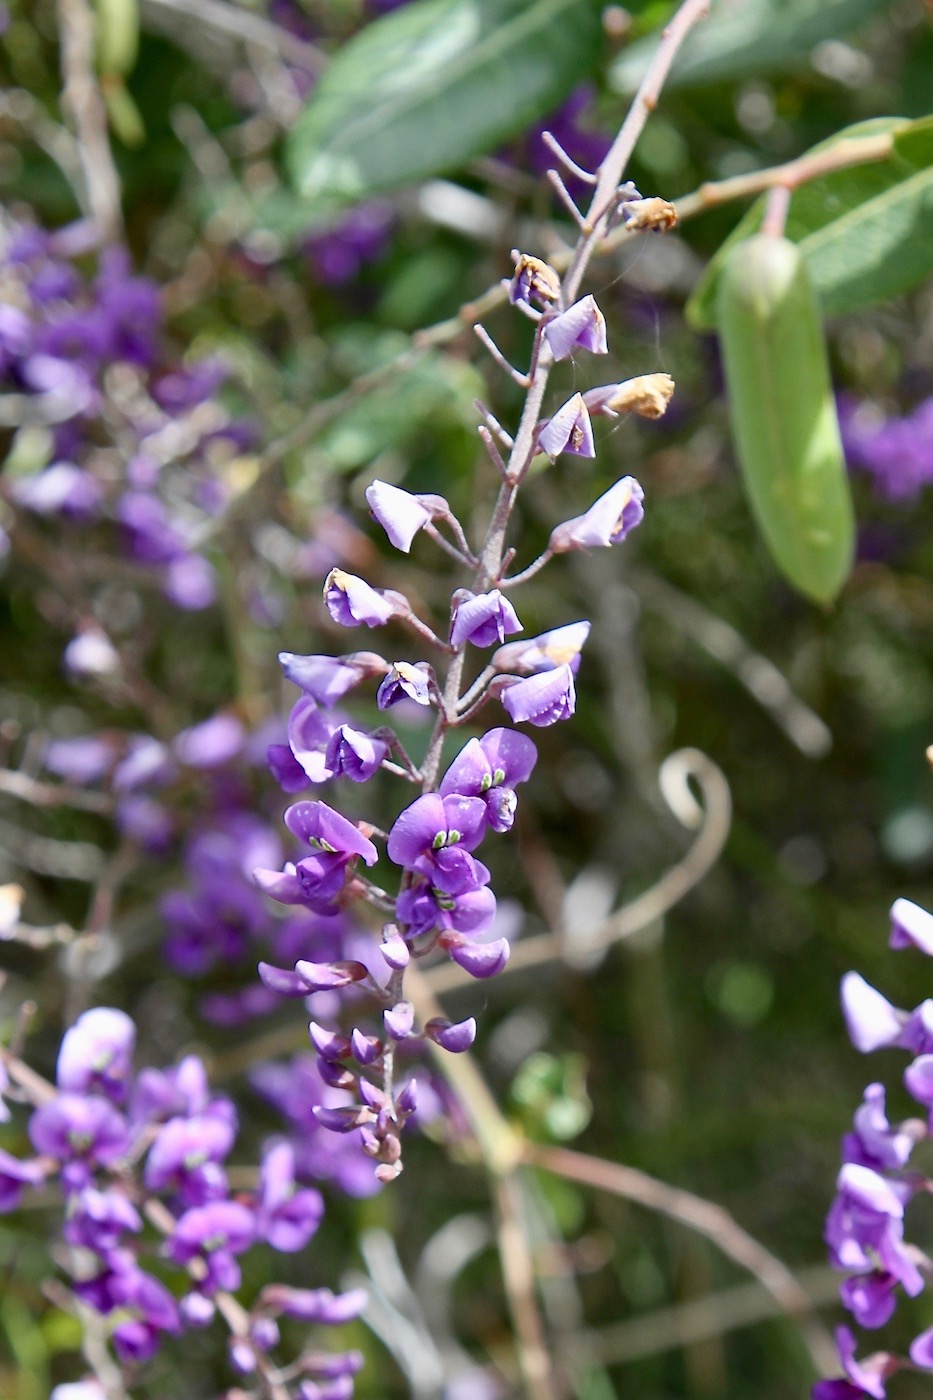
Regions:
[[252, 249, 653, 1186]]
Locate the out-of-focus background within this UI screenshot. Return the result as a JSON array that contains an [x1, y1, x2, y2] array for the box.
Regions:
[[2, 0, 933, 1396]]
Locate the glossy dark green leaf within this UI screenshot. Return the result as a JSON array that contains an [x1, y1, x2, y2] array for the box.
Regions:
[[686, 116, 933, 329], [286, 0, 603, 217], [611, 0, 886, 93], [717, 235, 854, 604]]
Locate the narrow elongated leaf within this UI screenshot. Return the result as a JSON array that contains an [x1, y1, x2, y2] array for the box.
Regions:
[[717, 235, 854, 604], [611, 0, 886, 93], [686, 116, 933, 329], [286, 0, 603, 217]]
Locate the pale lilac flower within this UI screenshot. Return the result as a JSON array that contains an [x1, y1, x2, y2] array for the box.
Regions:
[[543, 296, 607, 360], [365, 480, 432, 552], [63, 630, 120, 679], [549, 476, 644, 553], [324, 725, 388, 782], [450, 590, 522, 649], [324, 569, 397, 628], [259, 1284, 368, 1325], [56, 1007, 136, 1102], [173, 713, 244, 768], [538, 393, 595, 459], [494, 620, 590, 676], [501, 665, 576, 726], [904, 1053, 933, 1119], [279, 651, 385, 706], [889, 897, 933, 955], [840, 973, 904, 1053]]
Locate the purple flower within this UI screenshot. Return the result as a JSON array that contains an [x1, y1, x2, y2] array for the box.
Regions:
[[396, 883, 502, 976], [303, 201, 394, 285], [377, 661, 434, 709], [840, 974, 904, 1053], [145, 1114, 235, 1204], [324, 569, 398, 628], [44, 735, 115, 785], [260, 1283, 368, 1325], [889, 897, 933, 955], [29, 1094, 131, 1182], [840, 394, 933, 502], [11, 463, 102, 521], [164, 553, 216, 610], [904, 1053, 933, 1120], [899, 998, 933, 1054], [549, 476, 645, 553], [56, 1008, 136, 1103], [825, 1163, 923, 1296], [543, 296, 607, 360], [910, 1327, 933, 1368], [841, 1084, 920, 1172], [0, 1148, 46, 1211], [173, 713, 244, 769], [387, 793, 488, 886], [112, 735, 173, 791], [439, 728, 537, 833], [500, 665, 576, 726], [816, 1327, 889, 1400], [365, 480, 435, 552], [493, 620, 590, 676], [63, 1186, 142, 1253], [255, 801, 378, 913], [324, 725, 388, 782], [254, 1141, 324, 1252], [167, 1200, 256, 1293], [840, 1271, 898, 1329], [130, 1055, 212, 1126], [284, 696, 343, 785], [450, 590, 522, 649], [279, 651, 386, 706], [537, 394, 595, 460], [424, 1017, 477, 1053]]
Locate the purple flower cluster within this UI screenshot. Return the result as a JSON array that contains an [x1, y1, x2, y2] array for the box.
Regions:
[[0, 223, 253, 621], [1, 1009, 364, 1391], [815, 898, 933, 1396]]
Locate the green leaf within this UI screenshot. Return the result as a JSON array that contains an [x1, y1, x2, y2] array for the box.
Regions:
[[611, 0, 887, 93], [286, 0, 603, 217], [717, 235, 854, 604], [686, 116, 933, 330]]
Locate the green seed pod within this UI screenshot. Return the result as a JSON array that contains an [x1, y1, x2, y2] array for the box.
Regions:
[[94, 0, 139, 78], [717, 233, 855, 604]]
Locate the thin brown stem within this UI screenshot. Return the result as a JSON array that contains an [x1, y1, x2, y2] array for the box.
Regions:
[[523, 1142, 836, 1374], [56, 0, 123, 241]]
